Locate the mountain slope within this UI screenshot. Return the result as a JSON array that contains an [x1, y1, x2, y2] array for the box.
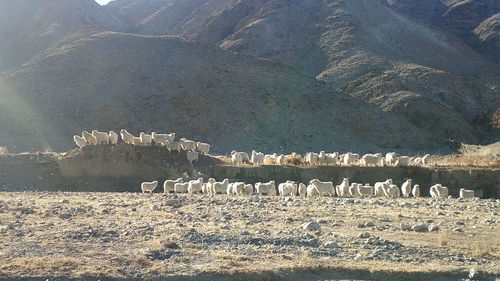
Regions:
[[105, 0, 500, 145], [0, 0, 124, 72], [0, 32, 431, 153]]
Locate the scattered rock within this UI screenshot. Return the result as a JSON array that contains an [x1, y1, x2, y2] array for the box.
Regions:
[[365, 221, 375, 227], [59, 199, 69, 204], [150, 204, 159, 211], [411, 224, 428, 232], [354, 253, 362, 260], [164, 199, 180, 206], [400, 223, 412, 231], [358, 232, 370, 238], [428, 224, 439, 232], [453, 228, 463, 233], [58, 213, 71, 219], [284, 197, 293, 202], [323, 241, 339, 248], [302, 221, 321, 231]]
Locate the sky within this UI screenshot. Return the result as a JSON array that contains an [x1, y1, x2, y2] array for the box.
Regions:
[[95, 0, 114, 5]]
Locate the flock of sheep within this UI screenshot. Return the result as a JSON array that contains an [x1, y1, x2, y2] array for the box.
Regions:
[[230, 151, 431, 167], [73, 129, 210, 164], [140, 178, 476, 199], [73, 130, 432, 169]]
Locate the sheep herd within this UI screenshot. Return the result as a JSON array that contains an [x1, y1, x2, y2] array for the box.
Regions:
[[73, 129, 210, 164], [140, 178, 477, 200], [231, 151, 431, 167]]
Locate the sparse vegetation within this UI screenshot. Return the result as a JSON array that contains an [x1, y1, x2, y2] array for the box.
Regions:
[[0, 192, 498, 279]]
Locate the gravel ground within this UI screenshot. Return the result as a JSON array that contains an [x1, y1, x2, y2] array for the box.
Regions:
[[0, 192, 498, 280]]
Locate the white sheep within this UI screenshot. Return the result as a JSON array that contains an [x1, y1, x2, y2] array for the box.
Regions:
[[337, 178, 350, 197], [401, 179, 412, 197], [201, 183, 208, 194], [233, 182, 246, 195], [208, 178, 229, 195], [264, 153, 277, 165], [226, 183, 235, 195], [430, 184, 440, 198], [255, 181, 276, 195], [152, 132, 175, 145], [82, 131, 97, 145], [251, 151, 265, 166], [374, 179, 391, 197], [343, 153, 360, 166], [357, 184, 374, 197], [349, 183, 363, 197], [196, 142, 210, 154], [411, 157, 423, 166], [140, 132, 152, 146], [437, 185, 449, 198], [430, 184, 448, 199], [459, 188, 475, 199], [180, 138, 197, 151], [361, 153, 383, 167], [298, 183, 307, 197], [395, 156, 411, 167], [109, 131, 119, 145], [385, 184, 400, 198], [305, 152, 319, 166], [92, 130, 110, 145], [412, 184, 420, 198], [164, 178, 183, 193], [132, 137, 142, 146], [243, 184, 254, 195], [385, 152, 398, 166], [73, 135, 87, 148], [278, 181, 297, 196], [120, 129, 134, 144], [276, 154, 285, 165], [306, 184, 319, 197], [174, 182, 189, 193], [318, 151, 327, 165], [326, 152, 339, 165], [422, 154, 430, 166], [188, 178, 204, 194], [187, 151, 199, 165], [231, 151, 244, 166], [141, 181, 158, 193], [165, 140, 182, 153], [309, 179, 335, 197]]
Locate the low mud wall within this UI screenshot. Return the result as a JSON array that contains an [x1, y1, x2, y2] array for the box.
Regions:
[[0, 145, 499, 198]]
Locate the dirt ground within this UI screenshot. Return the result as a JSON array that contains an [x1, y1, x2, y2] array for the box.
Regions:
[[0, 192, 498, 280]]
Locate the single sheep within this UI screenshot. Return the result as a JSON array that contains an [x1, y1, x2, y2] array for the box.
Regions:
[[401, 179, 412, 198], [255, 181, 276, 195], [109, 131, 119, 145], [120, 129, 134, 144], [196, 142, 210, 154], [164, 178, 183, 193], [141, 181, 158, 193], [412, 184, 420, 198], [187, 151, 199, 165], [92, 130, 110, 145], [73, 135, 87, 148]]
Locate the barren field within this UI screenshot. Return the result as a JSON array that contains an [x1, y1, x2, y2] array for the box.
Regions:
[[0, 192, 498, 280]]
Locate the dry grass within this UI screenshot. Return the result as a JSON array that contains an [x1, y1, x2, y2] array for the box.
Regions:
[[430, 155, 500, 168], [0, 192, 498, 279]]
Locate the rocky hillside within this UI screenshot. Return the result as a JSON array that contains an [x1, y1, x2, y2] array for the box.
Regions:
[[0, 0, 498, 153]]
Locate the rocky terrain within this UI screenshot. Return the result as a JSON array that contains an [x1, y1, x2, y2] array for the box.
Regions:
[[0, 192, 498, 280], [0, 0, 498, 153]]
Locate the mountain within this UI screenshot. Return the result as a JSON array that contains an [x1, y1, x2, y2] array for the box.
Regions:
[[0, 0, 498, 153], [0, 32, 429, 153], [0, 0, 124, 72]]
